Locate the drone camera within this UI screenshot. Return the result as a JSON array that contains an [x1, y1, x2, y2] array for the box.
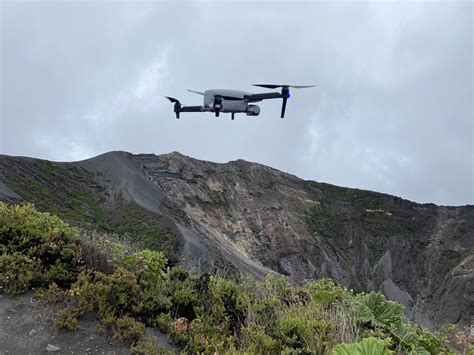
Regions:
[[246, 105, 260, 116]]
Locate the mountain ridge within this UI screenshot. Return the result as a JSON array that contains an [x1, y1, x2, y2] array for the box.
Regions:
[[5, 150, 467, 207], [0, 151, 472, 329]]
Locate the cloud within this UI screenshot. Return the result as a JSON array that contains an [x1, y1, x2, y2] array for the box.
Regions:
[[1, 1, 472, 205]]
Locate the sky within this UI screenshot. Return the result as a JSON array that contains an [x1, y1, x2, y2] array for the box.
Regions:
[[1, 1, 472, 206]]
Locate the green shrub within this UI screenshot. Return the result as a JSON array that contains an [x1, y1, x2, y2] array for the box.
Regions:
[[152, 313, 174, 334], [35, 282, 66, 302], [167, 269, 198, 319], [241, 323, 279, 353], [96, 267, 142, 319], [184, 314, 236, 354], [130, 336, 169, 355], [139, 281, 173, 316], [0, 203, 83, 290], [112, 315, 145, 342], [277, 303, 334, 353], [207, 277, 246, 324], [0, 252, 41, 295], [121, 249, 167, 286], [54, 307, 80, 330]]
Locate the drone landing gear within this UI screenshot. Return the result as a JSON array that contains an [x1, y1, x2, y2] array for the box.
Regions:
[[231, 113, 235, 120], [214, 95, 223, 117], [165, 96, 181, 119]]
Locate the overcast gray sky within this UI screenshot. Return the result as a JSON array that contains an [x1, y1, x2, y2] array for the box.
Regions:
[[1, 1, 472, 206]]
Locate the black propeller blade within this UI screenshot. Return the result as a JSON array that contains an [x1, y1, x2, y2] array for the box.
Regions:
[[253, 84, 316, 89], [165, 96, 179, 103], [165, 96, 182, 119], [253, 84, 282, 89], [288, 85, 316, 88]]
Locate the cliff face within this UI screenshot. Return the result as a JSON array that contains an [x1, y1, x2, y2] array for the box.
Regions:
[[0, 151, 472, 328]]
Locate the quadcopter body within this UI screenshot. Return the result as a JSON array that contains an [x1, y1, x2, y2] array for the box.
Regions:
[[165, 84, 315, 119], [204, 89, 256, 115]]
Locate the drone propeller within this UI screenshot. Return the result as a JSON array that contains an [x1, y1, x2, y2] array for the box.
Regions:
[[165, 96, 182, 119], [253, 84, 316, 89], [187, 89, 205, 95], [188, 89, 243, 101], [252, 84, 316, 118], [165, 96, 180, 103]]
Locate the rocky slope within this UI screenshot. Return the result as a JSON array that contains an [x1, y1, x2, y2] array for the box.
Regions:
[[0, 151, 472, 329], [0, 292, 175, 355]]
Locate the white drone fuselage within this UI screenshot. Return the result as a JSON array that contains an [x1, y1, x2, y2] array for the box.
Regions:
[[165, 84, 315, 119], [203, 89, 260, 116]]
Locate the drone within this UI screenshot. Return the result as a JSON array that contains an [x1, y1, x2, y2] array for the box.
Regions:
[[165, 84, 315, 119]]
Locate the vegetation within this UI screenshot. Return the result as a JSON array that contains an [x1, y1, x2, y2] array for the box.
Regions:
[[0, 202, 463, 353], [0, 203, 83, 294], [307, 182, 424, 264], [308, 201, 343, 239], [332, 337, 392, 355], [440, 250, 462, 273], [1, 161, 106, 226], [101, 204, 178, 258], [1, 159, 179, 259]]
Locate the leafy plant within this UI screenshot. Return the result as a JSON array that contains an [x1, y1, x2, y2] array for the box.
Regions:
[[351, 292, 404, 328], [305, 278, 345, 305], [332, 337, 393, 355]]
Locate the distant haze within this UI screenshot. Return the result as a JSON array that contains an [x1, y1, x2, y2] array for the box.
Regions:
[[1, 1, 472, 205]]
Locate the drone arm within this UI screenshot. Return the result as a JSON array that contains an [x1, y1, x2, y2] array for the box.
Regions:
[[245, 91, 288, 118], [165, 96, 205, 119], [244, 92, 282, 102], [179, 106, 205, 112]]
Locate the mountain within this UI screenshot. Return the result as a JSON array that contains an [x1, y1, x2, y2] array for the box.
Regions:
[[0, 151, 472, 329]]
